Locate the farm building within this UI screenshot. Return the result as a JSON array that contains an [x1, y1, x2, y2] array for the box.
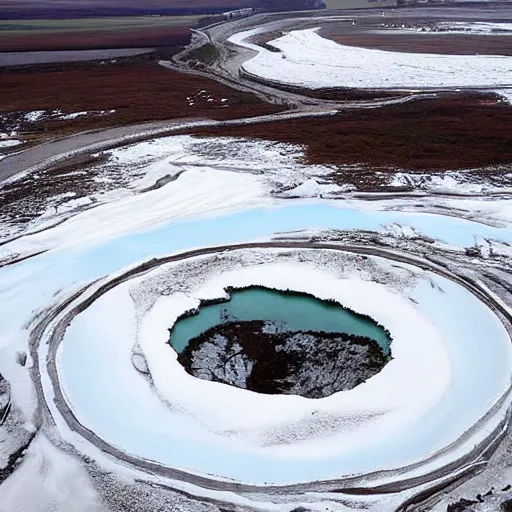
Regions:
[[223, 8, 254, 21]]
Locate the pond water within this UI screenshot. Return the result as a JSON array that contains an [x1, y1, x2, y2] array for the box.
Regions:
[[169, 286, 391, 354]]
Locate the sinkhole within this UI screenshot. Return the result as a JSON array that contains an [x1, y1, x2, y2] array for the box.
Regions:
[[168, 286, 391, 398]]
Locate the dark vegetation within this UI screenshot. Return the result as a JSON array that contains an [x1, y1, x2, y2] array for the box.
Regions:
[[0, 59, 282, 143], [0, 25, 195, 53], [319, 22, 512, 56], [0, 0, 325, 19], [0, 1, 254, 19], [0, 16, 217, 52], [193, 95, 512, 175], [184, 43, 221, 67]]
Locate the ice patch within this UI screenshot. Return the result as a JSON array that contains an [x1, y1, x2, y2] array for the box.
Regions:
[[0, 139, 22, 149], [0, 435, 105, 512], [58, 111, 89, 120], [496, 89, 512, 104], [23, 111, 45, 123]]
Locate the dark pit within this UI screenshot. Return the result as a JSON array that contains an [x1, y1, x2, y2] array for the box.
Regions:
[[178, 319, 390, 398], [169, 287, 391, 399]]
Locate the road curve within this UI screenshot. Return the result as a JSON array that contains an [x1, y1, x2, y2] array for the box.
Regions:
[[1, 108, 350, 185]]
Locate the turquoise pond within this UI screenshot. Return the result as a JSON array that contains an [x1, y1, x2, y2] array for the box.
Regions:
[[169, 286, 391, 354]]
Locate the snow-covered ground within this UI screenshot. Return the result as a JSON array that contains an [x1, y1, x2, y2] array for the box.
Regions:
[[22, 109, 116, 122], [56, 110, 116, 121], [408, 21, 512, 35], [3, 134, 512, 256], [24, 111, 45, 123], [229, 27, 512, 89], [53, 248, 512, 487], [0, 434, 105, 512], [389, 170, 512, 194], [1, 130, 512, 509], [1, 109, 116, 136]]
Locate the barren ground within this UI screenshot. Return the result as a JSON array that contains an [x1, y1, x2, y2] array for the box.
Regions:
[[320, 28, 512, 56], [0, 58, 282, 145], [0, 0, 254, 19], [0, 16, 216, 52], [192, 95, 512, 176]]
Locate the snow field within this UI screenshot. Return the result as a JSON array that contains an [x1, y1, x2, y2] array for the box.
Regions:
[[54, 249, 512, 485], [229, 27, 512, 89]]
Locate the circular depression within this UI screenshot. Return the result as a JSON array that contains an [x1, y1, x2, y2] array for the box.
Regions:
[[47, 245, 512, 488], [172, 286, 392, 399]]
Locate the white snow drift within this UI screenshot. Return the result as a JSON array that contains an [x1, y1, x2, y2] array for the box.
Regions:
[[229, 27, 512, 89], [1, 129, 512, 510], [55, 249, 512, 486]]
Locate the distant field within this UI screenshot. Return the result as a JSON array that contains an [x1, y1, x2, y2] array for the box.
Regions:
[[0, 16, 213, 51], [319, 21, 512, 55], [325, 0, 395, 9], [193, 95, 512, 180], [0, 0, 254, 19], [0, 16, 206, 33], [0, 0, 252, 8], [0, 0, 324, 19]]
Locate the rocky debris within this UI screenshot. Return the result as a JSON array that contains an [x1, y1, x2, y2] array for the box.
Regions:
[[446, 488, 512, 511], [502, 499, 512, 512], [16, 351, 27, 367], [178, 320, 389, 398], [465, 246, 481, 258], [447, 498, 478, 511], [131, 353, 149, 374], [0, 374, 11, 425], [0, 374, 35, 484]]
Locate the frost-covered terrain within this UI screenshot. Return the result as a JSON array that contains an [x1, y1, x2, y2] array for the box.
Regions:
[[229, 27, 512, 89], [0, 109, 117, 142], [402, 21, 512, 35], [0, 50, 512, 510], [51, 250, 511, 489], [4, 134, 512, 249], [1, 2, 511, 507]]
